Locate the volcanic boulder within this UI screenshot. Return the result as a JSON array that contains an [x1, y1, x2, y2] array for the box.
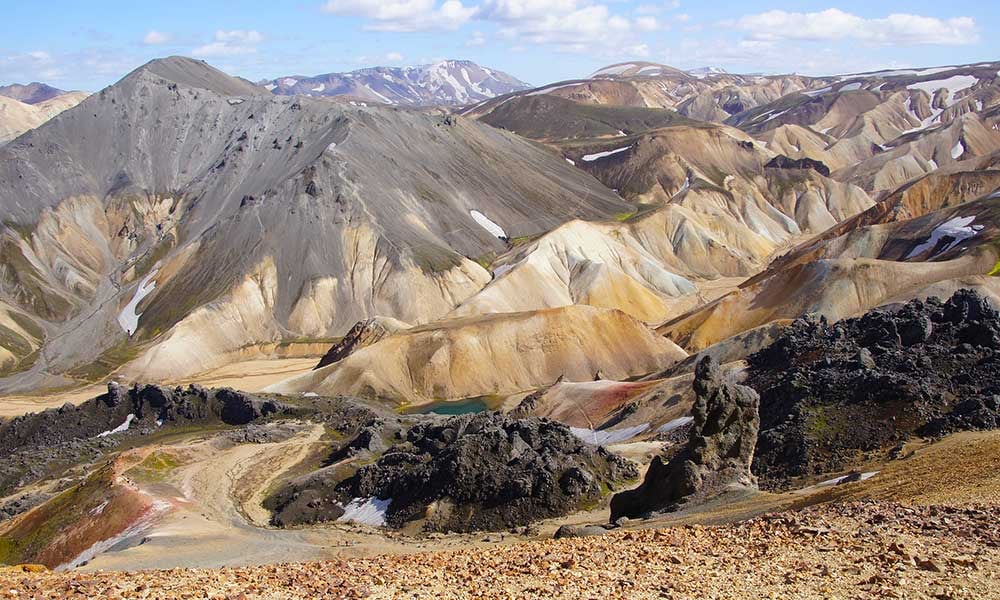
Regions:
[[293, 412, 638, 532], [746, 289, 1000, 490], [610, 356, 760, 520]]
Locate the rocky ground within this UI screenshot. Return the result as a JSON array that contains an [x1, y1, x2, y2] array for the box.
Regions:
[[2, 501, 997, 599]]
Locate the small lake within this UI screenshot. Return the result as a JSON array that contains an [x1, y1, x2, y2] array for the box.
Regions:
[[406, 397, 498, 416]]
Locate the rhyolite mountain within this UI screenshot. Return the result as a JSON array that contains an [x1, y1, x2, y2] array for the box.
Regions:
[[0, 82, 67, 105], [0, 56, 627, 391], [259, 60, 530, 106]]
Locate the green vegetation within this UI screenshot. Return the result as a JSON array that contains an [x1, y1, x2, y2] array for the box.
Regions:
[[411, 243, 465, 274], [65, 340, 143, 381], [126, 451, 182, 484], [132, 233, 176, 278]]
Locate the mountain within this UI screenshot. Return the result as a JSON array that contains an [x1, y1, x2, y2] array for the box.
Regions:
[[259, 60, 530, 106], [725, 62, 1000, 195], [0, 82, 67, 105], [0, 91, 88, 144], [688, 66, 729, 77], [466, 63, 827, 124], [0, 56, 628, 391]]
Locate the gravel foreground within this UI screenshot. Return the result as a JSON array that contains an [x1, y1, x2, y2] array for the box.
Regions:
[[2, 501, 998, 599]]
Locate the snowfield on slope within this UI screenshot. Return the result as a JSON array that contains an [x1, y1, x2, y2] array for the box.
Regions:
[[337, 497, 392, 527], [905, 216, 983, 259], [470, 210, 507, 239], [581, 145, 632, 162], [117, 269, 159, 336]]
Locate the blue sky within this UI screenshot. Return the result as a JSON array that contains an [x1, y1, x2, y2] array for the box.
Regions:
[[0, 1, 994, 90]]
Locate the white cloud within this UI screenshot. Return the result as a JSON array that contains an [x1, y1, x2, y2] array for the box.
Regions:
[[466, 30, 487, 46], [635, 16, 658, 32], [192, 30, 264, 57], [26, 50, 53, 63], [143, 30, 171, 45], [386, 51, 404, 61], [731, 9, 978, 46], [322, 0, 651, 56], [322, 0, 474, 31]]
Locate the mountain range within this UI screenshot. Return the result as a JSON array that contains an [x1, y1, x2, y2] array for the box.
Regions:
[[2, 52, 1000, 587], [259, 60, 530, 106]]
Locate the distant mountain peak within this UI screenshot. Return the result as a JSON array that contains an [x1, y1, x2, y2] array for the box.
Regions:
[[260, 60, 530, 106], [0, 82, 67, 105], [688, 66, 729, 77], [589, 62, 689, 79]]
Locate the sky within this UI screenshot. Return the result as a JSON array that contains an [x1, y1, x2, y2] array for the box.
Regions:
[[0, 1, 995, 91]]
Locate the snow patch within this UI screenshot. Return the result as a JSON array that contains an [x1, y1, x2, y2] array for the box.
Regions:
[[117, 269, 158, 337], [97, 414, 136, 438], [282, 78, 298, 87], [581, 145, 632, 162], [817, 471, 879, 487], [470, 210, 507, 239], [952, 140, 965, 159], [907, 75, 978, 105], [337, 497, 391, 527], [591, 63, 637, 77], [264, 83, 276, 91], [657, 416, 694, 433], [311, 83, 326, 93], [302, 392, 319, 397], [905, 215, 983, 259], [570, 423, 650, 445]]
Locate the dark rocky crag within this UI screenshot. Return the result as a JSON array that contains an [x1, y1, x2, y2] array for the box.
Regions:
[[0, 383, 294, 496], [746, 289, 1000, 490], [610, 356, 760, 520], [765, 155, 832, 177], [269, 411, 638, 532]]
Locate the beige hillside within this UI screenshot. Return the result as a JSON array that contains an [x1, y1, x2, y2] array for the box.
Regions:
[[267, 305, 686, 404]]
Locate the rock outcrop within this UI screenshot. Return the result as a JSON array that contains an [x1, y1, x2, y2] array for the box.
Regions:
[[764, 155, 831, 176], [746, 289, 1000, 489], [610, 356, 759, 520], [0, 383, 293, 496], [314, 317, 406, 369], [270, 412, 638, 532]]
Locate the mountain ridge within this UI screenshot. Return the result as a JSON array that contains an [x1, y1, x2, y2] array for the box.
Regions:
[[260, 59, 530, 106]]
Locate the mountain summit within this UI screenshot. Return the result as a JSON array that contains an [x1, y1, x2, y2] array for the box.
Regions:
[[259, 60, 529, 106], [0, 82, 68, 105]]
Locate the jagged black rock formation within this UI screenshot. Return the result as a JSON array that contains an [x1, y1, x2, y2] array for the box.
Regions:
[[765, 155, 831, 177], [314, 318, 399, 370], [0, 384, 295, 496], [746, 289, 1000, 490], [269, 411, 638, 532], [610, 356, 760, 520]]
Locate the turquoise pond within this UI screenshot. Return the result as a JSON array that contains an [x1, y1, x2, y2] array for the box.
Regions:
[[408, 397, 493, 415]]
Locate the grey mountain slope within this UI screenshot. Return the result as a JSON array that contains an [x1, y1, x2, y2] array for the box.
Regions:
[[0, 56, 628, 390]]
